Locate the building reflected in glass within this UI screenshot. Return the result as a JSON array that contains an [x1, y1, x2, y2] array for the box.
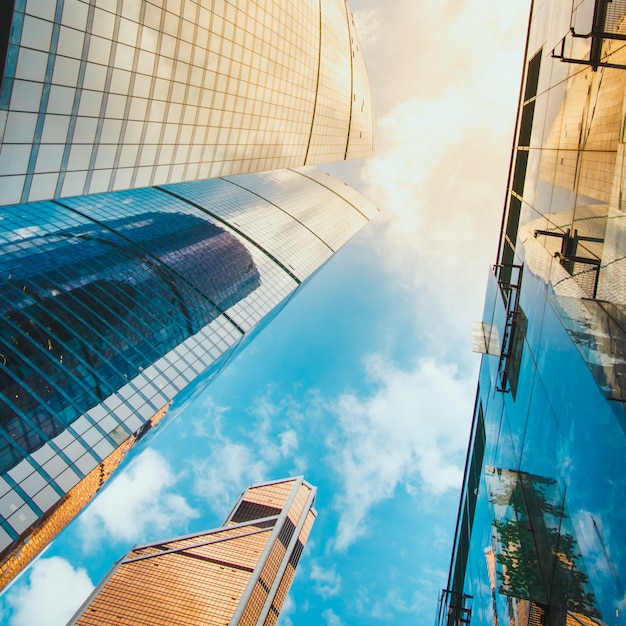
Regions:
[[68, 477, 317, 626], [442, 1, 626, 625], [0, 167, 377, 590]]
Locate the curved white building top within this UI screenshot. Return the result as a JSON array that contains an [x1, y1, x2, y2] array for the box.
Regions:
[[0, 0, 374, 206]]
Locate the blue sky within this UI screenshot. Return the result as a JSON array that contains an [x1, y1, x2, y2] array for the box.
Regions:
[[0, 1, 530, 624]]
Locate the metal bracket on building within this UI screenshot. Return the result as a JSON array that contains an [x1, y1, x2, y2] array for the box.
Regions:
[[493, 264, 523, 393], [436, 589, 473, 626], [533, 229, 601, 298], [551, 0, 626, 70]]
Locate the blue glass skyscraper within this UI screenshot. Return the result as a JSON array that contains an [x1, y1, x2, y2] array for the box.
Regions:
[[0, 167, 377, 589]]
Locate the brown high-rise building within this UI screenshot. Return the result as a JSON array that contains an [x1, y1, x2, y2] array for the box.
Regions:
[[69, 476, 316, 626]]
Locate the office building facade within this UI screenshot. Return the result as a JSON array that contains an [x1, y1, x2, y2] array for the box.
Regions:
[[441, 1, 626, 625], [0, 0, 374, 206], [0, 166, 377, 590], [69, 477, 316, 626]]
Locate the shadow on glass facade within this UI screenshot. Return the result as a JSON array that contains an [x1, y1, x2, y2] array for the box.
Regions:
[[443, 1, 626, 625], [1, 209, 259, 472]]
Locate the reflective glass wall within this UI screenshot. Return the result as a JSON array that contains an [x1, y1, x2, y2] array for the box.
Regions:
[[443, 1, 626, 625], [0, 0, 374, 205], [0, 166, 377, 589]]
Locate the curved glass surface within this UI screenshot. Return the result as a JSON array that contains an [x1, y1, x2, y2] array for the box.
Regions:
[[0, 0, 374, 205], [0, 207, 259, 471], [0, 165, 376, 592]]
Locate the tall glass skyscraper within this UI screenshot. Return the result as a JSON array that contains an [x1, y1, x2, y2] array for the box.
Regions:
[[440, 1, 626, 625], [0, 0, 374, 206], [0, 0, 376, 594], [0, 166, 377, 590], [68, 477, 316, 626]]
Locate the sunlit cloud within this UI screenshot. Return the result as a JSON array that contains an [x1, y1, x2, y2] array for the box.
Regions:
[[353, 0, 527, 117], [4, 557, 94, 626], [356, 81, 517, 360], [327, 355, 474, 550], [78, 449, 198, 548], [337, 0, 529, 362], [352, 9, 380, 47]]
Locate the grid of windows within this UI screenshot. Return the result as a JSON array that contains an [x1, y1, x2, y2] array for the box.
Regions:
[[0, 403, 168, 591], [0, 167, 373, 589], [70, 478, 316, 626], [0, 0, 374, 206]]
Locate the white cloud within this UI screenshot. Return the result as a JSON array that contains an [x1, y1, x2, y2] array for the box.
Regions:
[[310, 564, 342, 599], [352, 9, 379, 46], [356, 80, 516, 360], [5, 557, 94, 626], [350, 0, 527, 117], [328, 355, 475, 550], [192, 441, 268, 515], [190, 395, 303, 515], [79, 449, 198, 547], [322, 608, 346, 626], [323, 1, 529, 362]]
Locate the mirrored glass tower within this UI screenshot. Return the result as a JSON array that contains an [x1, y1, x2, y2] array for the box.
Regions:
[[0, 167, 377, 590], [68, 477, 316, 626], [440, 1, 626, 625]]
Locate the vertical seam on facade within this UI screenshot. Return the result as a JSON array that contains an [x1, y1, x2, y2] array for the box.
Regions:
[[158, 184, 303, 283], [181, 0, 203, 183], [304, 0, 322, 166], [287, 167, 371, 221], [496, 0, 536, 265], [218, 176, 335, 254], [147, 1, 184, 188], [54, 0, 97, 198], [167, 3, 198, 186], [84, 0, 124, 195], [20, 0, 65, 203], [228, 477, 304, 626], [109, 2, 143, 192], [343, 0, 354, 161], [258, 485, 316, 625], [129, 0, 157, 190]]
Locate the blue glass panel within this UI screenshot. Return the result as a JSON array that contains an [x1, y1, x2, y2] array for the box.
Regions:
[[0, 198, 260, 472]]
